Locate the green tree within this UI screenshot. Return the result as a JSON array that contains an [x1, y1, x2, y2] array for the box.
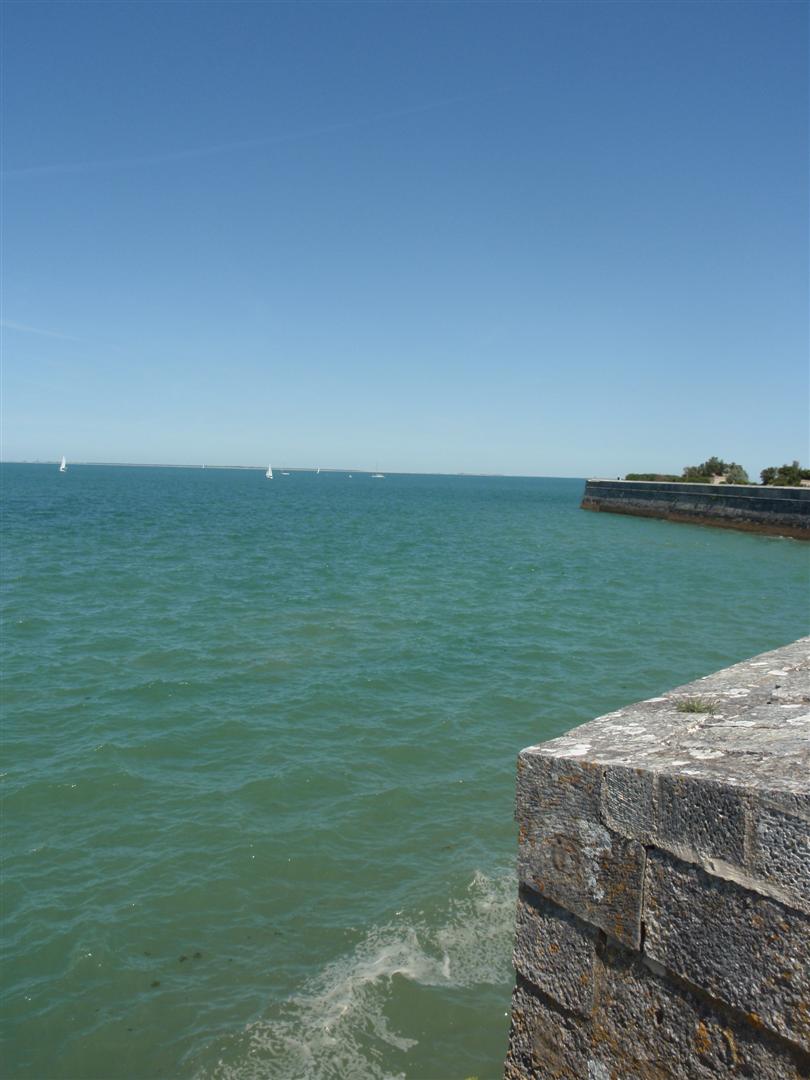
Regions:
[[703, 456, 727, 476], [682, 456, 729, 480], [760, 460, 810, 486], [723, 463, 749, 484], [760, 467, 777, 485]]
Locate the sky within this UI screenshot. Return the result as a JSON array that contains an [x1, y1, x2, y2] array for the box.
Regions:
[[1, 1, 807, 477]]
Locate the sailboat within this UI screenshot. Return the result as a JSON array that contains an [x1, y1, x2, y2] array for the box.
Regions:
[[316, 467, 321, 475], [59, 456, 67, 473], [265, 464, 274, 479]]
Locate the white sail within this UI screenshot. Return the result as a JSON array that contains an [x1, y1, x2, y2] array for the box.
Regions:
[[59, 456, 67, 472], [266, 464, 273, 479]]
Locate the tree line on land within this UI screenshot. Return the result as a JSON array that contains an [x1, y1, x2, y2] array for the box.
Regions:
[[759, 461, 810, 486], [625, 457, 810, 486]]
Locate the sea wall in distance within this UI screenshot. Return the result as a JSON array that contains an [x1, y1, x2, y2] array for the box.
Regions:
[[505, 638, 810, 1079], [581, 479, 810, 538]]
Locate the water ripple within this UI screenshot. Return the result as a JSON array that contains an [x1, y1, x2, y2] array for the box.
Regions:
[[2, 465, 808, 1078]]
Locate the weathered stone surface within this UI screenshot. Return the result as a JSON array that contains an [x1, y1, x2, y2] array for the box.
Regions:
[[504, 978, 590, 1080], [643, 849, 810, 1051], [513, 888, 599, 1016], [516, 753, 646, 947], [506, 958, 808, 1080], [581, 478, 810, 539], [529, 638, 810, 785], [656, 773, 747, 865], [592, 942, 808, 1079], [523, 639, 810, 899], [749, 792, 810, 912], [600, 765, 655, 843], [506, 639, 810, 1079]]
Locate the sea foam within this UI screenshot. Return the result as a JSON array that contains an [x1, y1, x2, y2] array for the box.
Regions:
[[209, 870, 516, 1080]]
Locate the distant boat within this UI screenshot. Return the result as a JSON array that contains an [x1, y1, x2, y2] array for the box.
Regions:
[[265, 464, 274, 479], [372, 473, 384, 479], [281, 471, 290, 476], [316, 467, 321, 475], [59, 456, 67, 473]]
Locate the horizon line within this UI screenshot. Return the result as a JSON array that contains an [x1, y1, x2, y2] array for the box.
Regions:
[[0, 460, 587, 480]]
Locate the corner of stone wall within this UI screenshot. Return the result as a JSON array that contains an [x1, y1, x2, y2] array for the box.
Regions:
[[505, 639, 810, 1079]]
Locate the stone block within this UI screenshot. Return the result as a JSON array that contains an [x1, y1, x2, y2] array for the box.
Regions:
[[516, 752, 602, 827], [513, 887, 599, 1016], [601, 764, 655, 843], [656, 774, 747, 865], [504, 978, 590, 1080], [591, 941, 806, 1079], [505, 947, 808, 1079], [749, 791, 810, 914], [517, 751, 646, 948], [643, 849, 810, 1051]]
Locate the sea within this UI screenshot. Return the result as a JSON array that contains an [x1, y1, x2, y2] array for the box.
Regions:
[[2, 464, 808, 1080]]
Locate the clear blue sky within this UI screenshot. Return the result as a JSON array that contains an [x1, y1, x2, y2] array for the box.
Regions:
[[2, 1, 807, 476]]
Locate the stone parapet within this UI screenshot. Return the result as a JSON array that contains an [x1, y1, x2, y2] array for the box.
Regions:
[[505, 639, 810, 1078], [581, 479, 810, 538]]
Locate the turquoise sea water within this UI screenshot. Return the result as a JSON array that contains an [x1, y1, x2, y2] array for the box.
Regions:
[[2, 464, 808, 1080]]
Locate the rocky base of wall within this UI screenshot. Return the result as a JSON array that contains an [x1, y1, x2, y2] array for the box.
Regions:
[[581, 480, 810, 539], [505, 639, 810, 1079]]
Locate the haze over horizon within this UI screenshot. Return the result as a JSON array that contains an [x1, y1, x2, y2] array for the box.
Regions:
[[0, 454, 599, 480], [2, 1, 807, 478], [0, 459, 803, 485]]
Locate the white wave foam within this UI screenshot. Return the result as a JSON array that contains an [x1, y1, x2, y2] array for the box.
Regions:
[[207, 869, 516, 1080]]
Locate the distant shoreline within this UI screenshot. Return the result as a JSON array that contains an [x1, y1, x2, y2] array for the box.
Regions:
[[581, 477, 810, 539], [0, 461, 586, 479]]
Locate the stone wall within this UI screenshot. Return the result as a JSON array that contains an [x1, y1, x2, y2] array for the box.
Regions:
[[505, 639, 810, 1079], [581, 480, 810, 539]]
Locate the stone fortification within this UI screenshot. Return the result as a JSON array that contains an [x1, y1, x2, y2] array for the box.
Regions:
[[581, 479, 810, 539], [505, 638, 810, 1079]]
